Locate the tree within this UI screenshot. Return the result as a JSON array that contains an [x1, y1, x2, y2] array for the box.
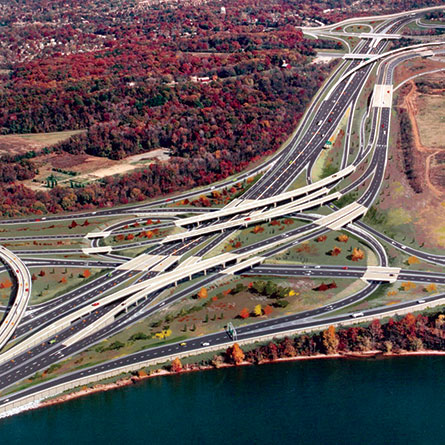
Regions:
[[316, 235, 327, 242], [322, 325, 339, 354], [59, 277, 67, 284], [252, 225, 264, 234], [281, 337, 297, 357], [39, 270, 46, 277], [226, 343, 245, 365], [82, 269, 91, 278], [69, 220, 78, 229], [274, 299, 289, 308], [407, 256, 420, 265], [253, 304, 262, 316], [0, 279, 12, 289], [197, 287, 208, 299], [330, 246, 342, 256], [401, 281, 416, 291], [239, 307, 250, 319], [337, 234, 349, 243], [171, 358, 182, 372], [351, 248, 365, 261], [368, 319, 383, 344], [263, 305, 273, 316], [425, 283, 437, 293]]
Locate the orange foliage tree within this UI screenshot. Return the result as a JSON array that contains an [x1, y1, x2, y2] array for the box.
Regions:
[[197, 287, 208, 299], [322, 325, 339, 354], [239, 307, 250, 319], [337, 234, 349, 243], [82, 270, 91, 279], [316, 235, 327, 242], [263, 305, 273, 316], [252, 225, 264, 234], [425, 283, 437, 293], [351, 248, 365, 261], [407, 256, 420, 265], [226, 343, 245, 365], [0, 279, 12, 289], [171, 358, 182, 372], [401, 281, 416, 291]]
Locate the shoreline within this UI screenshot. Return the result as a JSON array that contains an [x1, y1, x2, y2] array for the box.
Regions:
[[16, 349, 445, 414]]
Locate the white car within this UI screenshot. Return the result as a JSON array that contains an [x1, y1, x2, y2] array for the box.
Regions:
[[417, 299, 426, 304], [351, 312, 364, 318], [201, 342, 210, 346]]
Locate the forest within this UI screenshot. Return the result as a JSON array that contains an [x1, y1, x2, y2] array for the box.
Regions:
[[0, 0, 441, 215], [217, 310, 445, 367]]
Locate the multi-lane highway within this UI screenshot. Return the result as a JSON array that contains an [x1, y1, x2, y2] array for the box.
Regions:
[[0, 7, 445, 416]]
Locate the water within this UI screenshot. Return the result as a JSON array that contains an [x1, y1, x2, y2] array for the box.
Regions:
[[1, 356, 444, 445]]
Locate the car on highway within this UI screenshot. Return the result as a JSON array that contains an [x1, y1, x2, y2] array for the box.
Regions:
[[201, 342, 210, 346], [342, 266, 348, 270], [180, 342, 187, 346], [48, 339, 57, 344], [92, 302, 100, 307], [351, 312, 364, 318], [417, 299, 426, 304]]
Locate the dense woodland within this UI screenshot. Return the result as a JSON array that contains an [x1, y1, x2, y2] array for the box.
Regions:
[[0, 0, 441, 215], [215, 311, 445, 367]]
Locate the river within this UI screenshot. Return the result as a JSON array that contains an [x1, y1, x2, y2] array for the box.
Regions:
[[1, 356, 444, 444]]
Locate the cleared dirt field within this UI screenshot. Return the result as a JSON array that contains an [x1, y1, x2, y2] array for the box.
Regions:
[[25, 148, 170, 191], [366, 69, 445, 251], [416, 94, 445, 148], [0, 130, 85, 156]]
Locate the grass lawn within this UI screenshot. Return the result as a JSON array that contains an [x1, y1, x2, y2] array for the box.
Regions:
[[102, 225, 176, 248], [0, 216, 132, 238], [1, 239, 87, 251], [322, 281, 445, 317], [310, 106, 350, 182], [0, 267, 105, 306], [204, 218, 308, 258], [265, 229, 379, 267]]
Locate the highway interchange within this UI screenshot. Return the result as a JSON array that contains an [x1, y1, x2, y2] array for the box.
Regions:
[[0, 6, 445, 415]]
